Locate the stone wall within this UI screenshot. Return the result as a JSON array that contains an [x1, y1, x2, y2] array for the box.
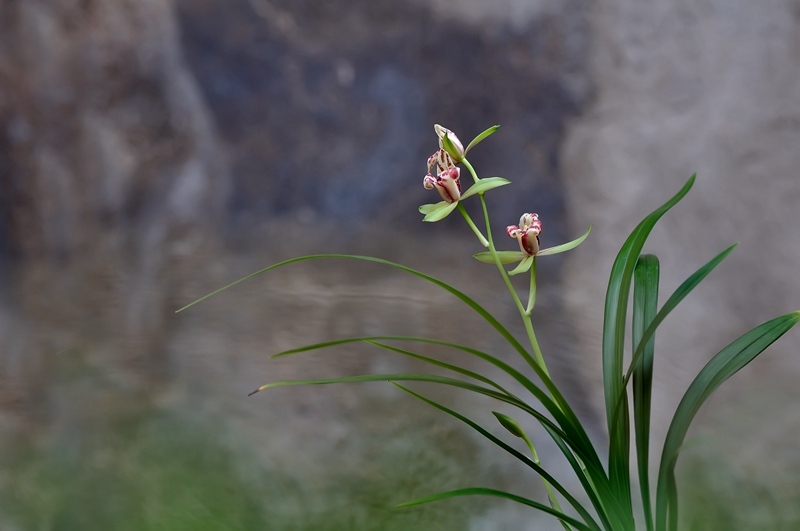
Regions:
[[1, 0, 799, 528]]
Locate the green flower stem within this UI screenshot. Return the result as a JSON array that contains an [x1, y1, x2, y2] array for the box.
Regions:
[[463, 160, 526, 317], [462, 157, 481, 185], [464, 157, 551, 380], [523, 317, 550, 379], [457, 203, 489, 247], [523, 433, 572, 531], [462, 157, 552, 381]]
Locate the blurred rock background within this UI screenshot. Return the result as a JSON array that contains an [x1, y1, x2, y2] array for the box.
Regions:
[[0, 0, 798, 529]]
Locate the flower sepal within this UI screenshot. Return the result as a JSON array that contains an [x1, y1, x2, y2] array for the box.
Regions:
[[461, 177, 511, 200], [473, 250, 528, 264], [465, 125, 500, 154], [537, 226, 592, 257], [419, 201, 459, 222], [508, 255, 535, 276]]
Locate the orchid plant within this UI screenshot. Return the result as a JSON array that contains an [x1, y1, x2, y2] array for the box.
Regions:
[[178, 125, 799, 531]]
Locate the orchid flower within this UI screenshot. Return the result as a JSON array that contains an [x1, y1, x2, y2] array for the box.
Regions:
[[474, 212, 591, 276], [419, 124, 509, 223], [507, 213, 542, 256]]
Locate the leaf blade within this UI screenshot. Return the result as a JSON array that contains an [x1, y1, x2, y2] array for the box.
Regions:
[[654, 311, 800, 531], [392, 383, 602, 531], [603, 175, 695, 521], [632, 254, 659, 531], [397, 488, 595, 531], [177, 253, 608, 505], [623, 244, 739, 387]]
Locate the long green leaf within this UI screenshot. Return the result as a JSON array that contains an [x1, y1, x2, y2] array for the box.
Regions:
[[539, 422, 629, 531], [623, 244, 739, 387], [609, 244, 740, 444], [269, 334, 609, 499], [272, 336, 545, 406], [254, 370, 607, 490], [398, 487, 595, 531], [179, 253, 609, 508], [632, 255, 659, 531], [655, 311, 800, 531], [363, 340, 517, 398], [603, 175, 695, 520], [175, 254, 531, 359], [392, 383, 603, 531], [177, 253, 601, 477], [252, 367, 573, 467], [253, 360, 617, 523], [249, 373, 516, 402]]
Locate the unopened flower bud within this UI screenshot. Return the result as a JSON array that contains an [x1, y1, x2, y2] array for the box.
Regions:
[[434, 124, 465, 162], [493, 411, 526, 438]]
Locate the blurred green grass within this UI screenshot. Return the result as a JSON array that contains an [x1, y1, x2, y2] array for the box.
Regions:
[[682, 452, 800, 530], [2, 408, 483, 531]]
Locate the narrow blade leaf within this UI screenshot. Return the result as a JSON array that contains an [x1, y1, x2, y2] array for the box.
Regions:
[[604, 175, 695, 518], [392, 384, 602, 531], [176, 253, 605, 495], [633, 254, 659, 531], [655, 311, 800, 531], [363, 340, 515, 397], [623, 244, 739, 386], [397, 488, 595, 531], [249, 373, 521, 408]]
